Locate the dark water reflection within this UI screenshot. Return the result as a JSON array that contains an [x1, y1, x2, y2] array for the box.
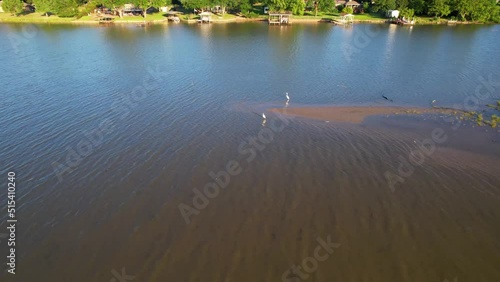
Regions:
[[0, 23, 499, 281]]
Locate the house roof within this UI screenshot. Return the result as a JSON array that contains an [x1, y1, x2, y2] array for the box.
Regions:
[[346, 1, 361, 6]]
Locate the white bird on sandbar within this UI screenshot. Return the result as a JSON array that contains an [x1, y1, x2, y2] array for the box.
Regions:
[[285, 92, 290, 102]]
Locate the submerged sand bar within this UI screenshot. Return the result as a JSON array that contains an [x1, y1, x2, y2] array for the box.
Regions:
[[270, 106, 460, 123]]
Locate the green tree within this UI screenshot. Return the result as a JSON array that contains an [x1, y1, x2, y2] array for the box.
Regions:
[[234, 0, 251, 13], [396, 0, 409, 9], [428, 0, 450, 17], [2, 0, 24, 14], [289, 0, 305, 15], [305, 0, 332, 15], [454, 0, 473, 20], [371, 0, 396, 13], [469, 0, 497, 22], [342, 6, 353, 14], [54, 0, 79, 16], [133, 0, 166, 18], [268, 0, 287, 12], [360, 1, 370, 13], [100, 0, 126, 17], [490, 4, 500, 23], [319, 0, 335, 12], [33, 0, 56, 16], [400, 7, 414, 17], [306, 0, 318, 16], [180, 0, 209, 11], [409, 0, 426, 14]]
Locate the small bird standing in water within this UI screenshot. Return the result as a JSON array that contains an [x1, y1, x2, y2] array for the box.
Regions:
[[262, 113, 266, 120], [285, 92, 290, 102]]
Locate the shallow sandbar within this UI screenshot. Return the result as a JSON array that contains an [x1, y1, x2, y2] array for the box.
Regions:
[[270, 106, 459, 123]]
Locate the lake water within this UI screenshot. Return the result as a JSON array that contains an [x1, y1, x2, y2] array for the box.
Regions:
[[0, 22, 499, 281]]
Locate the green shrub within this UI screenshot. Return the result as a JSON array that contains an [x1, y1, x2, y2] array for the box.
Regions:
[[75, 2, 96, 18], [491, 6, 500, 23], [342, 6, 353, 14], [239, 2, 252, 14], [400, 8, 414, 18], [290, 0, 306, 15], [54, 0, 79, 17], [244, 11, 258, 18], [57, 7, 78, 17], [2, 0, 24, 14]]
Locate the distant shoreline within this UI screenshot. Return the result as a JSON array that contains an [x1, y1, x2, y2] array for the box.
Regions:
[[0, 14, 494, 25]]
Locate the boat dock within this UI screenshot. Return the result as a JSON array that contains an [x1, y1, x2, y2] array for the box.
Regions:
[[98, 16, 114, 24], [391, 18, 415, 25], [268, 13, 291, 25], [198, 12, 212, 23], [332, 13, 354, 25]]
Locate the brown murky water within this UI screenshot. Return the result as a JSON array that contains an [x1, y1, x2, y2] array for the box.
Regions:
[[10, 110, 500, 282]]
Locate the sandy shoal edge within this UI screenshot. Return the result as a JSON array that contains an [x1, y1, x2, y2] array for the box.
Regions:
[[269, 106, 460, 123]]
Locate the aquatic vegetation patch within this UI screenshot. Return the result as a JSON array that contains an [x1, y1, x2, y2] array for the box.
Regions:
[[433, 100, 500, 128]]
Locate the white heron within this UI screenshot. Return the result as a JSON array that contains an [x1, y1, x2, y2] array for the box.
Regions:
[[262, 113, 266, 120], [285, 92, 290, 102]]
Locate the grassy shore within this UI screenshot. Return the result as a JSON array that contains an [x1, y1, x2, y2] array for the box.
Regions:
[[0, 10, 491, 25], [0, 12, 170, 24], [0, 12, 76, 23]]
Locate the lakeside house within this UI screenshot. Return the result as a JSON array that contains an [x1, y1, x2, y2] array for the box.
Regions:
[[387, 10, 400, 18], [345, 1, 361, 9], [335, 0, 361, 9], [123, 3, 142, 16], [211, 6, 222, 14]]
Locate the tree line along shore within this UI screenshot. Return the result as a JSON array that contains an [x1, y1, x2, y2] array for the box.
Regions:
[[0, 0, 499, 24]]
